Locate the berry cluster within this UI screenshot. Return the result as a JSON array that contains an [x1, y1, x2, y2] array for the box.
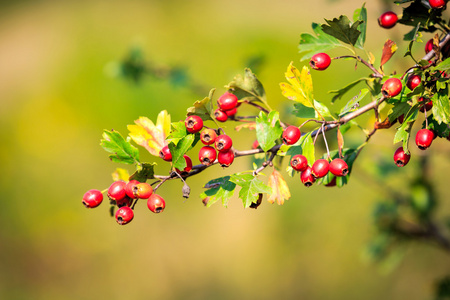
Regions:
[[82, 180, 165, 225]]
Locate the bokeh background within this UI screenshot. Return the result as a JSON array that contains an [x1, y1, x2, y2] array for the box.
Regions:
[[1, 0, 450, 299]]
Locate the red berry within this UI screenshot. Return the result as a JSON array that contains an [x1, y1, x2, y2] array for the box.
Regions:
[[185, 115, 203, 133], [310, 53, 331, 71], [107, 181, 127, 201], [200, 128, 217, 145], [225, 107, 238, 117], [381, 78, 402, 98], [393, 147, 411, 167], [116, 196, 132, 208], [147, 194, 166, 213], [252, 140, 260, 149], [429, 0, 446, 9], [282, 126, 301, 145], [425, 39, 434, 54], [300, 166, 316, 187], [199, 146, 217, 166], [217, 92, 238, 111], [398, 114, 405, 124], [135, 182, 153, 199], [378, 11, 398, 29], [329, 158, 349, 177], [218, 149, 235, 167], [82, 189, 103, 208], [290, 154, 308, 172], [415, 129, 434, 150], [406, 74, 421, 90], [159, 145, 172, 161], [115, 206, 134, 225], [418, 97, 433, 112], [125, 180, 140, 199], [325, 177, 337, 187], [215, 134, 233, 152], [175, 155, 193, 174], [214, 109, 228, 122], [311, 159, 329, 179]]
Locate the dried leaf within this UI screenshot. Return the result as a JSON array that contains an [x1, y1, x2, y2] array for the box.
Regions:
[[380, 39, 398, 67], [267, 170, 291, 205]]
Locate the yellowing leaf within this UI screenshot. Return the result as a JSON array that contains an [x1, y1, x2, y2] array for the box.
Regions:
[[380, 39, 397, 67], [280, 63, 314, 108], [127, 110, 171, 156], [235, 122, 256, 131], [267, 170, 291, 205]]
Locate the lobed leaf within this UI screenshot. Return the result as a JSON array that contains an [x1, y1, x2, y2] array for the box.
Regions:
[[225, 68, 266, 102], [298, 23, 341, 61], [321, 15, 362, 46], [255, 111, 283, 152], [353, 3, 367, 49], [431, 85, 450, 124], [168, 133, 198, 170], [127, 110, 171, 156], [101, 130, 140, 165], [280, 63, 314, 108], [230, 173, 272, 208], [267, 170, 291, 205], [186, 90, 215, 122], [130, 162, 156, 182], [200, 176, 236, 208]]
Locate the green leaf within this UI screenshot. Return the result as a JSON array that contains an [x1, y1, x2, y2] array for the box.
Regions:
[[255, 111, 283, 152], [425, 115, 450, 138], [230, 173, 272, 208], [166, 121, 188, 146], [313, 100, 333, 119], [329, 77, 370, 103], [168, 133, 198, 170], [353, 3, 367, 49], [431, 85, 450, 124], [434, 57, 450, 71], [321, 15, 363, 46], [339, 89, 369, 116], [101, 130, 140, 164], [186, 89, 215, 121], [298, 23, 342, 61], [393, 107, 418, 153], [225, 68, 266, 102], [130, 162, 156, 182], [200, 176, 236, 208], [387, 102, 411, 122]]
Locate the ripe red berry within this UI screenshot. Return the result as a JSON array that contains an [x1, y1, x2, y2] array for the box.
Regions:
[[311, 159, 329, 179], [116, 196, 132, 208], [218, 149, 235, 167], [115, 206, 134, 225], [217, 92, 238, 111], [429, 0, 446, 9], [425, 39, 434, 54], [159, 145, 172, 161], [215, 134, 233, 152], [329, 158, 349, 177], [252, 140, 260, 149], [200, 128, 217, 145], [135, 182, 153, 199], [225, 107, 238, 117], [125, 180, 140, 199], [107, 181, 127, 201], [199, 146, 217, 166], [300, 166, 316, 187], [214, 109, 228, 122], [418, 97, 433, 112], [82, 189, 103, 208], [175, 155, 193, 175], [282, 126, 301, 145], [310, 53, 331, 71], [393, 147, 411, 167], [147, 194, 166, 213], [290, 154, 308, 172], [378, 11, 398, 29], [406, 74, 421, 90], [381, 78, 402, 98], [185, 115, 203, 133], [415, 129, 434, 150]]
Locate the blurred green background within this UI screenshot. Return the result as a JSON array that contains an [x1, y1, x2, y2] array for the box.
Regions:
[[1, 0, 450, 299]]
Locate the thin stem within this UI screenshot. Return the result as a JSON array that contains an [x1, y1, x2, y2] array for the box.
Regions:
[[253, 152, 276, 176], [333, 55, 383, 78], [322, 124, 331, 160]]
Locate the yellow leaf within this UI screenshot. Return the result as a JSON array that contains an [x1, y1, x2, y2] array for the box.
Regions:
[[267, 170, 291, 205], [127, 110, 171, 157], [280, 62, 314, 108]]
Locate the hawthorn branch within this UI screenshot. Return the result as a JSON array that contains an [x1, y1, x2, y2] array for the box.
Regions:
[[333, 55, 383, 78]]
